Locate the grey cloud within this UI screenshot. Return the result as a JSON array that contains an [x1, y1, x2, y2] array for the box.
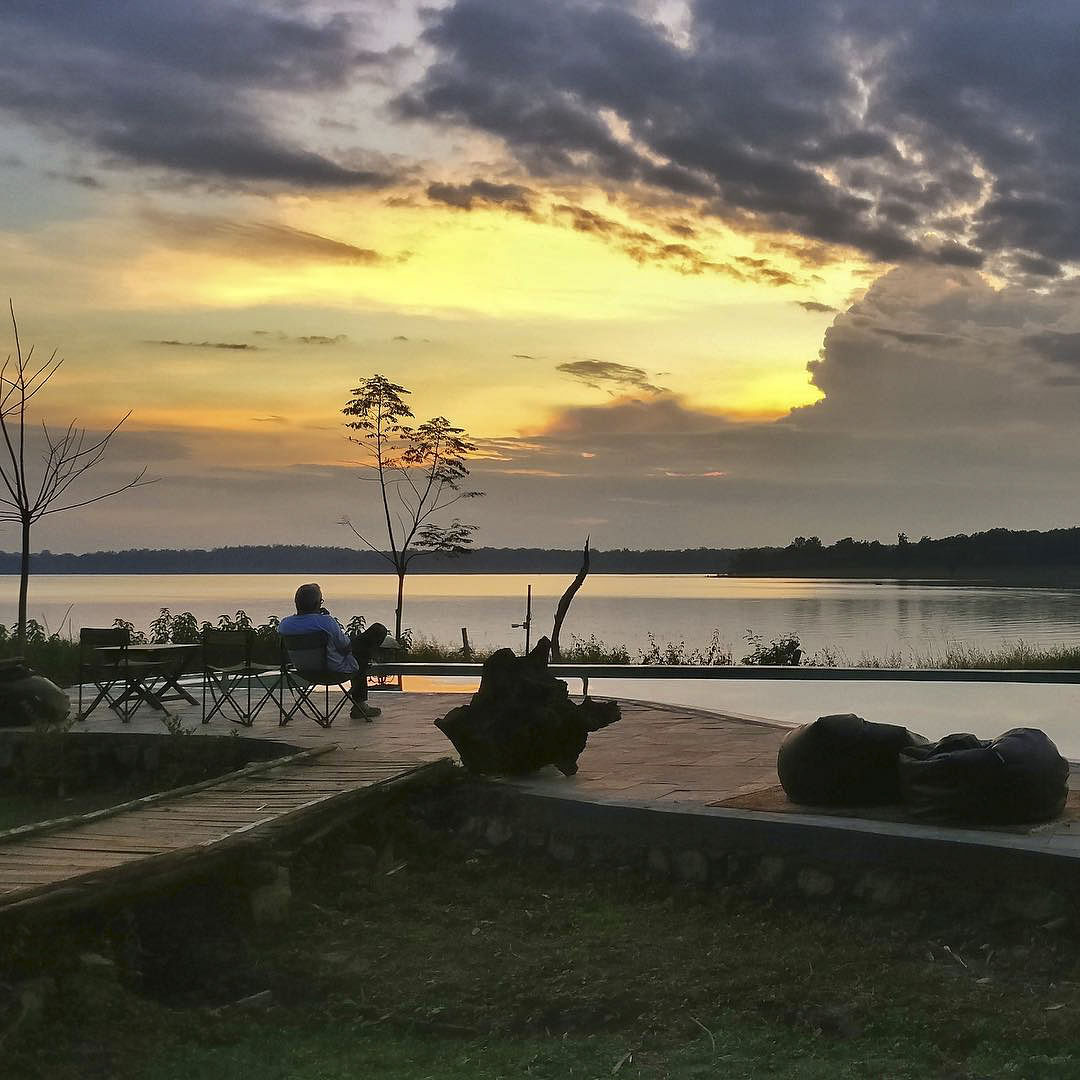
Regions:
[[34, 269, 1080, 548], [298, 335, 347, 346], [1022, 332, 1080, 370], [465, 267, 1080, 543], [557, 359, 667, 396], [252, 332, 348, 345], [426, 178, 535, 214], [1013, 253, 1063, 279], [869, 327, 961, 348], [0, 1, 401, 188], [145, 211, 396, 265], [148, 339, 257, 351], [44, 170, 102, 189], [795, 301, 838, 314], [551, 202, 804, 284], [398, 0, 1080, 273]]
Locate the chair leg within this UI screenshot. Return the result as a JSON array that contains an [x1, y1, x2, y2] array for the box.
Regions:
[[75, 680, 112, 722]]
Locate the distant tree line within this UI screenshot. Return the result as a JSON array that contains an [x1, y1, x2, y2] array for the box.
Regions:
[[6, 527, 1080, 577], [0, 544, 739, 575], [729, 527, 1080, 579]]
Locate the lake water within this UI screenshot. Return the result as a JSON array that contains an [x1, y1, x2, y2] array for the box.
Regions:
[[7, 572, 1080, 755], [5, 573, 1080, 661]]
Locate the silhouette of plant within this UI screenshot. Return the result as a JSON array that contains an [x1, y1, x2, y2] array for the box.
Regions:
[[0, 303, 153, 645], [340, 374, 483, 638], [742, 630, 802, 666]]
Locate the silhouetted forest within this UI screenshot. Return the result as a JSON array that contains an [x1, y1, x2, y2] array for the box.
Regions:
[[3, 527, 1080, 578], [0, 545, 737, 574], [729, 527, 1080, 580]]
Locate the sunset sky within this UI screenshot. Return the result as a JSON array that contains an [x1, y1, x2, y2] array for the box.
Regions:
[[4, 0, 1080, 552]]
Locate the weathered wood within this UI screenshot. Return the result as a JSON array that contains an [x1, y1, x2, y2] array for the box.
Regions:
[[0, 743, 339, 846], [0, 756, 454, 919], [550, 536, 590, 662]]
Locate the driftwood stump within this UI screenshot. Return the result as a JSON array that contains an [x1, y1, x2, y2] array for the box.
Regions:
[[435, 636, 619, 776]]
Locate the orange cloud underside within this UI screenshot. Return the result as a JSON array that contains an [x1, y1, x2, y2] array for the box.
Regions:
[[7, 190, 864, 449]]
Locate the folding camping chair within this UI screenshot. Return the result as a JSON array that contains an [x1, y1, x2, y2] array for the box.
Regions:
[[278, 630, 356, 728], [201, 627, 280, 726], [76, 627, 168, 722]]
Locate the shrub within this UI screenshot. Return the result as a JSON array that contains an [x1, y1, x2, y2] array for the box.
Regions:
[[742, 630, 802, 666]]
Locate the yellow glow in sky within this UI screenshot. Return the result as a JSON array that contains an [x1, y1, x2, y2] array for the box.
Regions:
[[5, 188, 870, 453]]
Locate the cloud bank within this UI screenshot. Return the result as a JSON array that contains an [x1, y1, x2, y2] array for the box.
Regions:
[[0, 0, 400, 188], [399, 0, 1080, 276]]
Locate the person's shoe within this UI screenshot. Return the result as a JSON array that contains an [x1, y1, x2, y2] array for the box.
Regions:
[[350, 701, 381, 721]]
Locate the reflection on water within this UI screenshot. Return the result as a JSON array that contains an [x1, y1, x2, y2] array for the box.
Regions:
[[3, 573, 1080, 658]]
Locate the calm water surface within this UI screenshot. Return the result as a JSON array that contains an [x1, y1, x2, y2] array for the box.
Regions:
[[5, 573, 1080, 660]]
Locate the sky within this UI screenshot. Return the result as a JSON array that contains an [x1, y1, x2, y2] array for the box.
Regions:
[[3, 0, 1080, 552]]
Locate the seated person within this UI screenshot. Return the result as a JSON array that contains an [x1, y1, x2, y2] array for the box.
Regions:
[[278, 582, 390, 720]]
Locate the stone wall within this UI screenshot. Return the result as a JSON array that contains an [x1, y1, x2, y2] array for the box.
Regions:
[[452, 782, 1080, 929], [0, 730, 294, 798]]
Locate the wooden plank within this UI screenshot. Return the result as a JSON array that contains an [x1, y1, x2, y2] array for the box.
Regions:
[[0, 743, 340, 848], [25, 838, 168, 854], [0, 848, 147, 865], [0, 740, 450, 916]]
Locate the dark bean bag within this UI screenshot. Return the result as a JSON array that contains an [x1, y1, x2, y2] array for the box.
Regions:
[[777, 713, 928, 806], [898, 727, 1069, 825]]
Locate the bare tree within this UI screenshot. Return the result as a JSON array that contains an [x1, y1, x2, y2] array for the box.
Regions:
[[550, 535, 590, 661], [341, 374, 482, 639], [1, 303, 154, 646]]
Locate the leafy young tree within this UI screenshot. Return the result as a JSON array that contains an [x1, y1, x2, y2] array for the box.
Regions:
[[1, 304, 153, 645], [342, 374, 482, 639]]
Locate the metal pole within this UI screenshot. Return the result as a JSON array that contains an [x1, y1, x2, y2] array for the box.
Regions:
[[524, 584, 532, 654]]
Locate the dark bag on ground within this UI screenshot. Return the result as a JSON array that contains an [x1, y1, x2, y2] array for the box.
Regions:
[[777, 713, 927, 806], [898, 727, 1069, 825]]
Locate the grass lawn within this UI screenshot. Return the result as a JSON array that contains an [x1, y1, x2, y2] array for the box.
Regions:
[[8, 812, 1080, 1079]]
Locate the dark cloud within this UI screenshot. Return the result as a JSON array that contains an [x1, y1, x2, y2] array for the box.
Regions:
[[1022, 331, 1080, 371], [453, 267, 1080, 544], [1013, 253, 1063, 279], [513, 354, 539, 360], [0, 1, 401, 188], [297, 334, 347, 346], [148, 340, 257, 351], [32, 269, 1080, 549], [252, 415, 287, 424], [44, 170, 102, 189], [795, 301, 838, 314], [398, 0, 1080, 274], [869, 327, 961, 348], [145, 211, 397, 265], [252, 332, 348, 345], [556, 359, 667, 396], [426, 178, 535, 214], [551, 202, 805, 284], [538, 392, 729, 437]]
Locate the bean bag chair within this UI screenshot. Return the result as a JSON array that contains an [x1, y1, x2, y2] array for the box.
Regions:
[[777, 713, 927, 806], [898, 728, 1069, 825], [0, 662, 70, 727]]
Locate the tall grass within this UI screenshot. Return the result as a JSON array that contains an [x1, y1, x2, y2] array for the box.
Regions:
[[3, 609, 1079, 687], [851, 638, 1080, 670]]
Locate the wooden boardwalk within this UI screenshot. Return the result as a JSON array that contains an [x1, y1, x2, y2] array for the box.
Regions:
[[0, 692, 464, 918], [3, 686, 1078, 918], [0, 689, 796, 917]]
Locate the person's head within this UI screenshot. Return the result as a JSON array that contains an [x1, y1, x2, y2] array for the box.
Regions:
[[294, 582, 323, 614]]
